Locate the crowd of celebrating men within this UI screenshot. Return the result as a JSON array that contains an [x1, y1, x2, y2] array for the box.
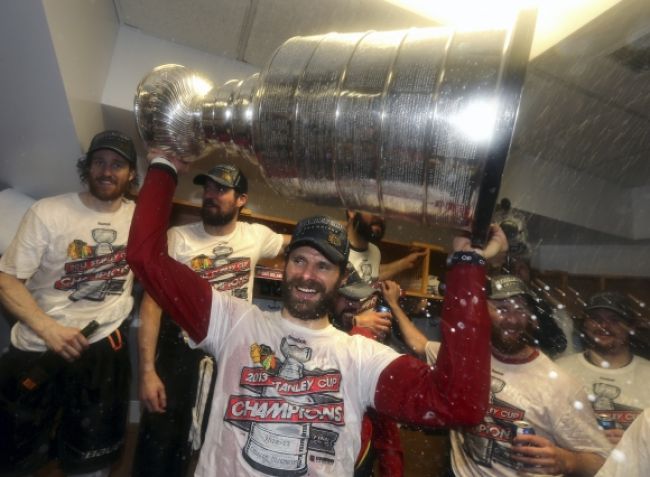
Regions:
[[0, 130, 648, 477]]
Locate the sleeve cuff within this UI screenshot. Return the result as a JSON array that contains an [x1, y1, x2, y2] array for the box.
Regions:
[[151, 156, 177, 172]]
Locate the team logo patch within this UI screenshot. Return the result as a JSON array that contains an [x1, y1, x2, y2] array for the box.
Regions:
[[327, 233, 341, 247]]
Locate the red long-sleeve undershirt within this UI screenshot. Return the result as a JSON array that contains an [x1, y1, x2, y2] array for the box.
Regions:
[[127, 164, 491, 431]]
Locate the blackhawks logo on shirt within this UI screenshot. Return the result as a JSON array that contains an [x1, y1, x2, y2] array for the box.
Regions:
[[189, 242, 252, 300], [55, 228, 129, 302]]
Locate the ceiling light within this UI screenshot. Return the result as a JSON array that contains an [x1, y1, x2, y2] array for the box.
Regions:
[[385, 0, 624, 58]]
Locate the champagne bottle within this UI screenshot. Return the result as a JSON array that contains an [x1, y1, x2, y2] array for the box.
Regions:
[[19, 320, 100, 391]]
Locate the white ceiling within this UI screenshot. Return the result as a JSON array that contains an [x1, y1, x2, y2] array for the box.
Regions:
[[112, 0, 650, 248], [514, 0, 650, 188], [114, 0, 440, 67]]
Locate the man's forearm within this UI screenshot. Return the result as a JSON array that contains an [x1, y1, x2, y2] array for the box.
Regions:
[[388, 302, 428, 358], [0, 271, 55, 337], [138, 292, 163, 374], [562, 450, 605, 477], [0, 271, 90, 359], [378, 250, 425, 281], [378, 260, 405, 281]]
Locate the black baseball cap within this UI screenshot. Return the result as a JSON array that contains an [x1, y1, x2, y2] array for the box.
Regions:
[[286, 216, 349, 268], [488, 275, 531, 300], [338, 268, 377, 300], [585, 292, 633, 322], [193, 164, 248, 194], [87, 130, 137, 166]]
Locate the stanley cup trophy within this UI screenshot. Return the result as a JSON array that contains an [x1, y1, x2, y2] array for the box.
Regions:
[[135, 10, 536, 243]]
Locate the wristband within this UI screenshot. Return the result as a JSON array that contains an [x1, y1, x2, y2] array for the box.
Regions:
[[446, 251, 486, 268]]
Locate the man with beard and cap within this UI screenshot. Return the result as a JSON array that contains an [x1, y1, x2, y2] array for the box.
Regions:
[[132, 163, 289, 477], [0, 130, 138, 477], [126, 151, 508, 476], [345, 210, 426, 283], [332, 269, 392, 339], [490, 198, 569, 358], [557, 292, 650, 445], [391, 274, 612, 477]]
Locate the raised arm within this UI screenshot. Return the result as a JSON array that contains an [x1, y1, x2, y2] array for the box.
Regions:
[[126, 158, 212, 343], [381, 280, 428, 358], [374, 225, 508, 427], [378, 248, 427, 281]]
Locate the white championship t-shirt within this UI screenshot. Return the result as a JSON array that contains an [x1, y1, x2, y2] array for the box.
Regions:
[[426, 342, 611, 477], [192, 291, 401, 477], [557, 352, 650, 430], [168, 221, 284, 302], [0, 193, 135, 351]]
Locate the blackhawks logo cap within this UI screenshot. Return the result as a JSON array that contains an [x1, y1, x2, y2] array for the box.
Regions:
[[287, 216, 349, 267], [193, 163, 248, 194]]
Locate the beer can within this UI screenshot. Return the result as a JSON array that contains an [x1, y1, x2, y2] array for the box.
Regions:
[[597, 414, 617, 430], [513, 420, 536, 469], [513, 420, 535, 437]]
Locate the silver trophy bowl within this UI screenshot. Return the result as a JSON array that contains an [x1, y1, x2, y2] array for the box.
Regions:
[[134, 64, 215, 160], [134, 10, 536, 241]]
